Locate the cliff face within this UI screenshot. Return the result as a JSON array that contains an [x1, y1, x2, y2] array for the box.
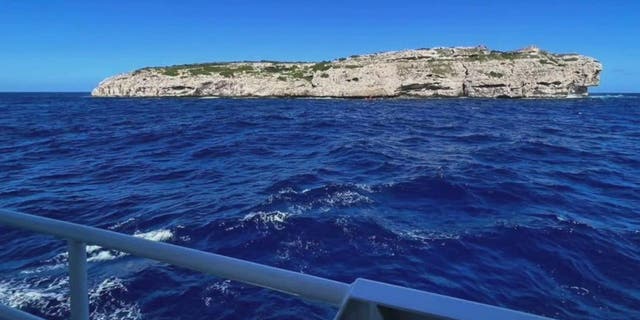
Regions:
[[92, 46, 601, 98]]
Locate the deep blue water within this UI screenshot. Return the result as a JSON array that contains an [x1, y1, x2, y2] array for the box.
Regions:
[[0, 93, 639, 319]]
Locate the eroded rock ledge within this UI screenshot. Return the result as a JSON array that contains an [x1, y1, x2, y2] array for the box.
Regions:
[[92, 46, 601, 98]]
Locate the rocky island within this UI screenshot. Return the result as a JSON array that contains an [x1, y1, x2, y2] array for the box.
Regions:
[[92, 46, 601, 98]]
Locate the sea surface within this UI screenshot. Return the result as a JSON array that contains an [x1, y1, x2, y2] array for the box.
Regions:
[[0, 93, 639, 319]]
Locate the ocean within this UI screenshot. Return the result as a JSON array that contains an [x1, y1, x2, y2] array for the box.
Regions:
[[0, 93, 639, 319]]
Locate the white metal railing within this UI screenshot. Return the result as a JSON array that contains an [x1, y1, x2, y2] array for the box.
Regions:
[[0, 209, 553, 320]]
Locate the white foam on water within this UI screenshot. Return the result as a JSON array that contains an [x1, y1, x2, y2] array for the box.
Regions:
[[238, 184, 375, 231], [0, 276, 142, 319], [562, 285, 591, 296], [91, 305, 142, 320], [242, 210, 290, 230], [208, 280, 234, 296], [133, 229, 174, 242], [260, 183, 377, 218], [85, 229, 174, 262], [242, 210, 289, 223], [277, 187, 296, 194], [264, 187, 297, 205], [316, 190, 372, 207], [355, 183, 374, 193], [203, 280, 235, 307], [108, 217, 136, 230], [91, 277, 126, 297], [0, 277, 68, 317], [87, 245, 103, 254], [89, 278, 142, 320], [398, 229, 461, 242], [280, 237, 324, 256], [19, 263, 65, 275], [288, 203, 312, 215], [87, 251, 127, 262], [19, 229, 176, 271], [20, 249, 71, 275]]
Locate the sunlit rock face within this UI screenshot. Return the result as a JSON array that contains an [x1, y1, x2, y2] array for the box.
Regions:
[[92, 46, 601, 98]]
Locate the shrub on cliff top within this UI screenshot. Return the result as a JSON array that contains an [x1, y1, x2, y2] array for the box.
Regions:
[[263, 65, 297, 73], [311, 61, 332, 72], [467, 51, 527, 62]]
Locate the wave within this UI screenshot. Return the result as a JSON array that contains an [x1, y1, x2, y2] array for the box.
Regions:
[[90, 278, 141, 320], [133, 229, 174, 242], [0, 277, 140, 320], [254, 183, 374, 217], [203, 280, 235, 307], [379, 174, 471, 201], [18, 228, 176, 273], [86, 229, 175, 262], [241, 210, 290, 230], [0, 277, 67, 314]]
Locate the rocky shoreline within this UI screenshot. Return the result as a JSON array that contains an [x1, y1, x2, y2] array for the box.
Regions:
[[92, 46, 602, 98]]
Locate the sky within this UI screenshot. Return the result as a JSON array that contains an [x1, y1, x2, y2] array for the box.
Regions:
[[0, 0, 638, 92]]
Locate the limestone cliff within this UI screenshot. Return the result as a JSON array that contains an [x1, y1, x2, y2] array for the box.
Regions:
[[92, 46, 601, 98]]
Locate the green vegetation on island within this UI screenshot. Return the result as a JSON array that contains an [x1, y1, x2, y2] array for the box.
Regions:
[[135, 60, 357, 82]]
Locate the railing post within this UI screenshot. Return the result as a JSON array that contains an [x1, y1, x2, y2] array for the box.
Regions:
[[67, 240, 89, 320]]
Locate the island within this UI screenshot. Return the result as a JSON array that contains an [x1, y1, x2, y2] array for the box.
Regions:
[[91, 46, 602, 98]]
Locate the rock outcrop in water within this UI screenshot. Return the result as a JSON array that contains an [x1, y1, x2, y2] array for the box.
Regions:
[[92, 46, 601, 98]]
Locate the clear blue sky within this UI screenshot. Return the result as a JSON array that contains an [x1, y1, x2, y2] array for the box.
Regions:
[[1, 0, 638, 92]]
